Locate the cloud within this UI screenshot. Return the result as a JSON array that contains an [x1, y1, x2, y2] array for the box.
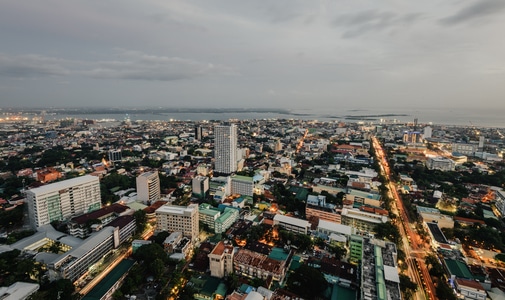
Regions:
[[0, 53, 69, 78], [0, 51, 235, 81], [440, 0, 505, 25], [334, 10, 420, 38], [85, 52, 236, 81]]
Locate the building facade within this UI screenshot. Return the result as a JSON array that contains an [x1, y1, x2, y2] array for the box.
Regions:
[[214, 124, 237, 175], [26, 175, 102, 229], [208, 241, 234, 278], [155, 204, 199, 242], [192, 175, 209, 199], [136, 171, 161, 203]]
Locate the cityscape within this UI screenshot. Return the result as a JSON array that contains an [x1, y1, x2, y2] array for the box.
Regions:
[[0, 108, 504, 300], [2, 1, 505, 300]]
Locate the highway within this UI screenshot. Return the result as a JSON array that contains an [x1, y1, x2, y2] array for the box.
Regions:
[[372, 136, 437, 300]]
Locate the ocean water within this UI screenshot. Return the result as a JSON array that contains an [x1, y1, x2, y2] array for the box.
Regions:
[[44, 106, 504, 128]]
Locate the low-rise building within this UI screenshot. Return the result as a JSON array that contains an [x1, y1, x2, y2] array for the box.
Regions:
[[273, 214, 310, 235], [233, 249, 287, 283]]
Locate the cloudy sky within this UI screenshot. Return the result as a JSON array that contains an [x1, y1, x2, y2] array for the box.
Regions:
[[1, 0, 504, 110]]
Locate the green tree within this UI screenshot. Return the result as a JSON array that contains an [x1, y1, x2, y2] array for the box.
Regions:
[[399, 274, 417, 300], [134, 210, 148, 233], [287, 265, 327, 299]]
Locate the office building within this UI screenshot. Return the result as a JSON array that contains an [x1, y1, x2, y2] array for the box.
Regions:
[[340, 208, 388, 233], [25, 175, 102, 229], [273, 214, 310, 235], [155, 204, 199, 242], [214, 124, 237, 175], [136, 171, 161, 203]]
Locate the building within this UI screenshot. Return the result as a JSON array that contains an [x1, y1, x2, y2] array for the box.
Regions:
[[108, 149, 122, 162], [416, 206, 454, 229], [452, 143, 478, 156], [360, 238, 401, 300], [209, 241, 235, 278], [454, 278, 486, 300], [68, 203, 132, 238], [340, 208, 388, 233], [233, 249, 287, 283], [25, 175, 102, 229], [82, 259, 135, 300], [231, 175, 254, 197], [273, 214, 310, 235], [195, 125, 203, 141], [136, 171, 161, 203], [0, 282, 39, 300], [495, 190, 505, 217], [426, 157, 456, 171], [316, 220, 353, 243], [192, 175, 210, 199], [155, 204, 199, 242], [214, 124, 237, 175], [46, 226, 119, 282], [199, 203, 240, 234], [132, 240, 152, 254]]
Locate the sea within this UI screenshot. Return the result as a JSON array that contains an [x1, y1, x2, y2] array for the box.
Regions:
[[43, 106, 504, 128]]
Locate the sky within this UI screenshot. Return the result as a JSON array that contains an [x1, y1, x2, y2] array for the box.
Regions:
[[1, 0, 504, 110]]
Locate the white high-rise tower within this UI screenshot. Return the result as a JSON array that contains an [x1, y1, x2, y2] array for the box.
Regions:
[[214, 124, 237, 175]]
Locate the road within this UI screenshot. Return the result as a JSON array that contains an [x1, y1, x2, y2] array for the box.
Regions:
[[372, 136, 437, 300]]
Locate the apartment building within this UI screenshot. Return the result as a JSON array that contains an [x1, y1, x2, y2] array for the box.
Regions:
[[136, 171, 161, 203]]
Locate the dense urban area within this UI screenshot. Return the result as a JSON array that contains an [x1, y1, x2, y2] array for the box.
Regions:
[[1, 110, 505, 300]]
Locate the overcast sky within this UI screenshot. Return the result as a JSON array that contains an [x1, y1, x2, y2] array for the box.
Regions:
[[1, 0, 504, 110]]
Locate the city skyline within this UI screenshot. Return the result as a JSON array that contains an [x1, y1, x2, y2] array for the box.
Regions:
[[1, 1, 504, 110]]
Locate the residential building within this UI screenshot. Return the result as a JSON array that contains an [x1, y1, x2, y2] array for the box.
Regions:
[[231, 175, 254, 197], [155, 204, 199, 242], [214, 124, 237, 175], [25, 175, 102, 229], [136, 171, 161, 203], [209, 241, 235, 278]]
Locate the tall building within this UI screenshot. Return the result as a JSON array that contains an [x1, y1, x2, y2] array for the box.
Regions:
[[155, 204, 199, 242], [214, 124, 237, 175], [195, 125, 203, 141], [25, 175, 102, 229], [136, 171, 161, 203]]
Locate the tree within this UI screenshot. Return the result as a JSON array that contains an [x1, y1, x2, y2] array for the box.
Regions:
[[134, 210, 148, 233], [399, 274, 417, 300], [287, 265, 327, 299]]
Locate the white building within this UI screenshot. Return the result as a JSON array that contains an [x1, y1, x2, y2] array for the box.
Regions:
[[25, 175, 102, 229], [155, 204, 199, 242], [426, 157, 455, 171], [136, 171, 161, 203], [214, 124, 237, 175], [0, 282, 39, 300], [273, 214, 310, 235]]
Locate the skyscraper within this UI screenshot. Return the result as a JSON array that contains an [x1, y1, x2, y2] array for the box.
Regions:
[[214, 124, 237, 175], [25, 175, 102, 229], [195, 125, 203, 141]]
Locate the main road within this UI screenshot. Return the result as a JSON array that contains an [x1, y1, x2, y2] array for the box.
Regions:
[[372, 136, 437, 300]]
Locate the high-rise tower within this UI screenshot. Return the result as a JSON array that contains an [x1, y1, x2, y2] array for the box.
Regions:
[[214, 124, 237, 175]]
